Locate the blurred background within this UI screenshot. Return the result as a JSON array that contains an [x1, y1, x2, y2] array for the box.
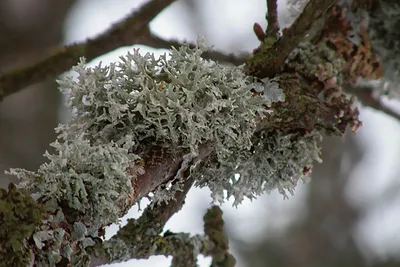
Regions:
[[1, 0, 400, 266]]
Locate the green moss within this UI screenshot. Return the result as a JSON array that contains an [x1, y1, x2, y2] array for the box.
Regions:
[[203, 206, 235, 267], [0, 184, 45, 267]]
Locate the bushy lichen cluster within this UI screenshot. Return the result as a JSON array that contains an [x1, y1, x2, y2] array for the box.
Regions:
[[196, 130, 321, 206], [8, 38, 323, 223], [9, 39, 298, 209], [4, 38, 326, 265], [9, 133, 139, 229]]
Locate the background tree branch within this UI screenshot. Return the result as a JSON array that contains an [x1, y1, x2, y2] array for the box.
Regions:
[[0, 0, 247, 103], [0, 0, 177, 101]]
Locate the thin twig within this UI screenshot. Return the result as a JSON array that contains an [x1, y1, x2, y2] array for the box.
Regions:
[[0, 2, 248, 103], [89, 177, 195, 266], [143, 32, 248, 65], [246, 0, 336, 78], [266, 0, 280, 37], [0, 0, 177, 101], [344, 84, 400, 122]]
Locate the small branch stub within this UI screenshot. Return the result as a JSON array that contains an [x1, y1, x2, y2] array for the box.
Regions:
[[266, 0, 280, 38]]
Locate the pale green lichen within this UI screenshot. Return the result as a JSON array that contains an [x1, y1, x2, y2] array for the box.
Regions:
[[8, 133, 138, 229], [7, 38, 321, 209], [5, 38, 325, 266], [196, 130, 321, 206]]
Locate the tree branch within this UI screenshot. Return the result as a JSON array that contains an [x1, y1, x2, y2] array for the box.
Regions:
[[89, 177, 195, 266], [246, 0, 336, 78], [0, 0, 248, 103], [158, 233, 211, 267], [0, 0, 177, 101], [90, 203, 235, 266], [203, 206, 236, 267], [141, 32, 248, 66], [344, 84, 400, 122], [266, 0, 280, 37]]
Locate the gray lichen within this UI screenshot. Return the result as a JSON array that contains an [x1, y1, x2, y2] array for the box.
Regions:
[[7, 38, 323, 209], [196, 130, 321, 206], [8, 133, 139, 229], [5, 38, 325, 265]]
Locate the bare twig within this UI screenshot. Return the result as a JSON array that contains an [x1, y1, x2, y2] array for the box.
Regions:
[[0, 0, 177, 101], [89, 177, 195, 266], [344, 84, 400, 122], [0, 0, 249, 103], [142, 32, 248, 65], [266, 0, 280, 37], [246, 0, 336, 78]]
